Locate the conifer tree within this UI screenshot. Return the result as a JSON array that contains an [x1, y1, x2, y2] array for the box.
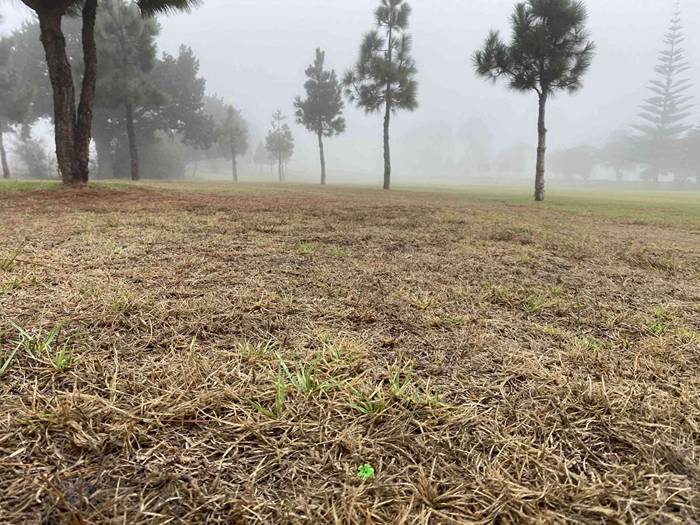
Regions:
[[294, 48, 346, 185], [0, 36, 33, 179], [474, 0, 595, 201], [265, 110, 294, 182], [95, 0, 160, 181], [219, 106, 249, 183], [343, 0, 418, 191], [632, 3, 694, 183]]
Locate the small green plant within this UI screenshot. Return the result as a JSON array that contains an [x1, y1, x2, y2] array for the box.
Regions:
[[52, 345, 72, 372], [252, 366, 287, 419], [296, 243, 317, 256], [238, 339, 278, 361], [279, 358, 322, 395], [0, 276, 22, 294], [575, 336, 607, 352], [357, 463, 375, 481], [432, 314, 465, 328], [0, 246, 23, 272], [0, 346, 19, 377], [522, 294, 548, 314], [350, 387, 386, 416], [388, 359, 414, 399], [647, 307, 674, 335], [412, 296, 437, 311], [12, 323, 73, 372], [13, 323, 62, 356]]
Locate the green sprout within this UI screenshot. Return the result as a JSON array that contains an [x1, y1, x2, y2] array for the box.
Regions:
[[357, 463, 375, 481]]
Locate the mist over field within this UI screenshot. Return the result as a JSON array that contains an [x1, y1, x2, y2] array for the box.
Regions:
[[1, 0, 699, 185]]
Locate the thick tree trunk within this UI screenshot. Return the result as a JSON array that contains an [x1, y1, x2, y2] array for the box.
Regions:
[[74, 0, 97, 183], [38, 9, 79, 184], [318, 130, 326, 185], [534, 93, 548, 202], [231, 148, 238, 182], [124, 103, 140, 181], [0, 121, 10, 180]]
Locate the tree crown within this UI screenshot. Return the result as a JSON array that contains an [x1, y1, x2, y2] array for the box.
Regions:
[[343, 0, 418, 114], [474, 0, 595, 98], [294, 48, 346, 137]]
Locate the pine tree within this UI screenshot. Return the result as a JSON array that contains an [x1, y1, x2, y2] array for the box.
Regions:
[[0, 36, 33, 179], [343, 0, 418, 190], [294, 48, 346, 185], [16, 0, 200, 184], [96, 0, 160, 181], [219, 106, 249, 183], [265, 110, 294, 182], [474, 0, 595, 201], [632, 3, 694, 183]]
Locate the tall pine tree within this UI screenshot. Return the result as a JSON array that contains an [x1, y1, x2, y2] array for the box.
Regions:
[[474, 0, 595, 202], [294, 48, 346, 185], [343, 0, 418, 191], [632, 3, 694, 183]]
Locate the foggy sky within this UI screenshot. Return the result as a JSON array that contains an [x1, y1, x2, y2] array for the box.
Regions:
[[1, 0, 699, 180]]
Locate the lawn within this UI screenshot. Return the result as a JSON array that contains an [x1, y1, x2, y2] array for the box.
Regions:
[[1, 182, 699, 524]]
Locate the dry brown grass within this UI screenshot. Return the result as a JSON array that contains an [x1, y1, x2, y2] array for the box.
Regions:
[[1, 183, 699, 524]]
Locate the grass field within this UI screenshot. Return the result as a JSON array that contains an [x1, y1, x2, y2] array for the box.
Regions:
[[1, 181, 699, 524]]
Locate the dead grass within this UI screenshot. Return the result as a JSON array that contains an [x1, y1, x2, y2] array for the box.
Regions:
[[0, 183, 699, 524]]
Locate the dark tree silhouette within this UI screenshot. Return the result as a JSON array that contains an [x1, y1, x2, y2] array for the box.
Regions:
[[294, 48, 346, 185], [474, 0, 595, 201], [343, 0, 418, 191]]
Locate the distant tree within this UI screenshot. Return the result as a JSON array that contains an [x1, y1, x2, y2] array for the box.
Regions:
[[549, 145, 598, 181], [294, 48, 346, 185], [0, 36, 33, 179], [474, 0, 595, 201], [677, 126, 700, 186], [494, 143, 535, 176], [253, 142, 268, 174], [14, 0, 200, 184], [343, 0, 418, 190], [632, 5, 694, 183], [93, 44, 214, 180], [265, 110, 294, 182], [601, 131, 637, 182], [150, 46, 215, 150], [95, 0, 160, 181], [219, 106, 249, 182], [15, 137, 52, 179]]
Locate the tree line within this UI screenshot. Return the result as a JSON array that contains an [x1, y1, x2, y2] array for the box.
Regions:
[[0, 0, 697, 200]]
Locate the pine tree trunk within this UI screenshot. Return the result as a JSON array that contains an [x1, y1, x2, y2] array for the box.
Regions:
[[318, 130, 326, 185], [278, 154, 283, 182], [231, 148, 238, 182], [534, 93, 548, 202], [383, 99, 392, 191], [0, 121, 10, 180], [74, 0, 97, 183], [124, 103, 140, 181], [38, 9, 79, 185]]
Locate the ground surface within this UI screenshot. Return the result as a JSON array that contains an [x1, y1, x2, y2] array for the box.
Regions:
[[1, 181, 699, 524]]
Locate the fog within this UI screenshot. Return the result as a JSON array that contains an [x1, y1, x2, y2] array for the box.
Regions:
[[2, 0, 699, 184]]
